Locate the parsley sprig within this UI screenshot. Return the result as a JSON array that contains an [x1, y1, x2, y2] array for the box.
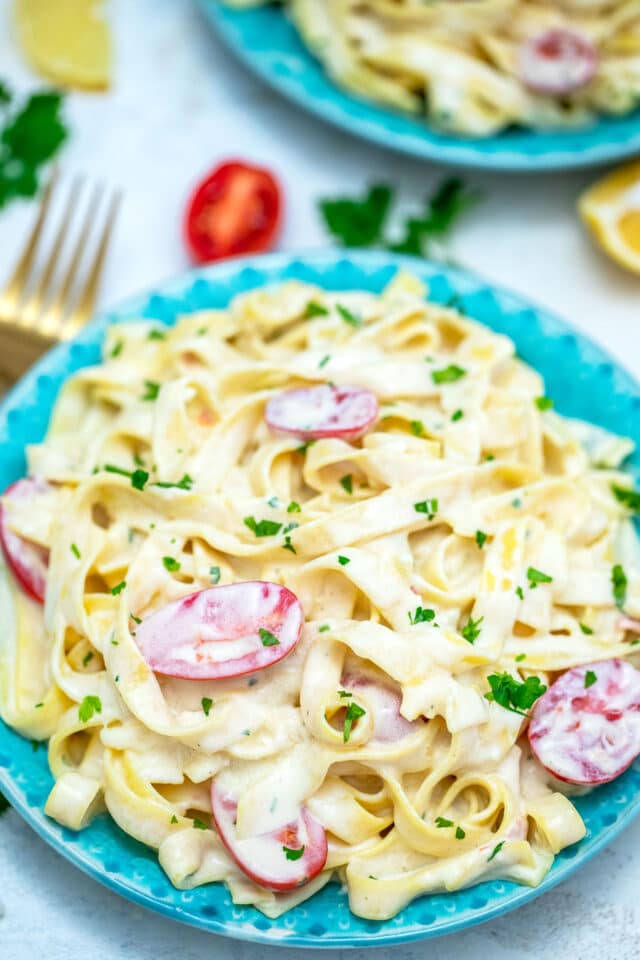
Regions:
[[485, 672, 546, 718], [0, 86, 68, 209]]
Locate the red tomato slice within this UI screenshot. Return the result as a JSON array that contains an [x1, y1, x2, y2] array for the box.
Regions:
[[0, 478, 50, 603], [211, 784, 327, 891], [184, 160, 282, 264], [265, 384, 379, 442], [135, 581, 303, 680], [528, 658, 640, 785], [519, 29, 598, 95], [342, 674, 418, 742]]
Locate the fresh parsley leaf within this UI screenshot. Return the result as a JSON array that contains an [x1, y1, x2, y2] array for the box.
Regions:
[[192, 819, 208, 830], [110, 339, 123, 358], [487, 841, 504, 862], [410, 419, 425, 437], [612, 563, 627, 609], [259, 628, 280, 647], [414, 498, 438, 520], [287, 500, 301, 513], [283, 844, 305, 861], [515, 653, 527, 662], [318, 353, 331, 368], [337, 555, 350, 566], [337, 304, 361, 328], [612, 485, 640, 512], [485, 673, 546, 717], [209, 566, 221, 585], [152, 474, 193, 490], [162, 556, 180, 572], [390, 177, 480, 255], [432, 364, 466, 385], [283, 535, 296, 554], [305, 301, 329, 318], [0, 91, 68, 210], [296, 440, 316, 455], [170, 814, 178, 824], [71, 543, 80, 559], [130, 614, 142, 625], [461, 615, 483, 644], [455, 826, 466, 840], [527, 566, 553, 588], [475, 530, 487, 549], [244, 516, 282, 538], [103, 463, 148, 491], [319, 184, 393, 247], [78, 695, 102, 723], [435, 816, 453, 828], [451, 409, 464, 422], [343, 701, 366, 742], [408, 606, 436, 625], [148, 328, 166, 340], [515, 586, 524, 601], [141, 380, 160, 401], [340, 474, 353, 495], [584, 670, 597, 689], [535, 397, 554, 411], [579, 623, 593, 635], [201, 697, 213, 716], [319, 624, 331, 633], [338, 690, 352, 698], [82, 651, 94, 668], [110, 581, 126, 596]]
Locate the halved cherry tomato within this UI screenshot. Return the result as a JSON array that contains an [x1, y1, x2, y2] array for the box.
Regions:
[[528, 658, 640, 785], [342, 674, 418, 742], [0, 478, 50, 603], [211, 784, 327, 891], [184, 160, 282, 264], [518, 29, 598, 95], [265, 384, 379, 443], [135, 581, 303, 680]]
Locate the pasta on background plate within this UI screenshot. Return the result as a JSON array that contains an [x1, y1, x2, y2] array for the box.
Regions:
[[224, 0, 640, 137], [2, 271, 640, 920]]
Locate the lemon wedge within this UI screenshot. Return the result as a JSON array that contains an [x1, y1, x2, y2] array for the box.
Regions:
[[578, 160, 640, 276], [15, 0, 112, 91]]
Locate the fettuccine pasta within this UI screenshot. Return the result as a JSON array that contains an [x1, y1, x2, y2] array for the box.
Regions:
[[2, 271, 640, 919], [224, 0, 640, 136]]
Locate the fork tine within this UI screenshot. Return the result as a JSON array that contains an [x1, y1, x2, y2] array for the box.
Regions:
[[0, 171, 58, 324], [60, 188, 121, 340], [19, 174, 86, 329]]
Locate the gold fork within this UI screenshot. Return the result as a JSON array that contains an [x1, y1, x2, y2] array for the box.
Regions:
[[0, 172, 121, 385]]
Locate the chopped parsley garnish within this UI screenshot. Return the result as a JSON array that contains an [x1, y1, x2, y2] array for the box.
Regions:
[[432, 364, 466, 385], [584, 670, 597, 689], [104, 463, 149, 491], [82, 651, 94, 668], [35, 702, 43, 708], [515, 653, 527, 662], [318, 354, 331, 368], [283, 535, 296, 554], [71, 543, 80, 559], [451, 409, 464, 422], [487, 841, 504, 862], [0, 88, 68, 211], [192, 819, 208, 830], [201, 697, 213, 716], [244, 516, 282, 538], [535, 397, 554, 411], [141, 380, 160, 401], [485, 672, 547, 717], [337, 555, 350, 566], [340, 474, 353, 495], [148, 328, 166, 340], [78, 695, 102, 723], [511, 498, 523, 509], [209, 566, 221, 584], [162, 556, 181, 572], [319, 624, 331, 632], [110, 581, 126, 596], [267, 496, 281, 508], [337, 304, 361, 328], [455, 826, 466, 840], [461, 615, 483, 644], [152, 474, 193, 491], [296, 440, 316, 455], [475, 530, 487, 549], [435, 817, 453, 828], [287, 501, 301, 513], [408, 606, 436, 625], [170, 815, 178, 824], [579, 623, 593, 635], [612, 563, 627, 609], [130, 614, 142, 625], [283, 845, 305, 861], [527, 566, 553, 588], [612, 485, 640, 512], [343, 701, 366, 742], [259, 628, 280, 647], [410, 419, 425, 437], [414, 498, 438, 520], [338, 690, 352, 698], [110, 339, 123, 358], [304, 301, 329, 318], [515, 586, 524, 601]]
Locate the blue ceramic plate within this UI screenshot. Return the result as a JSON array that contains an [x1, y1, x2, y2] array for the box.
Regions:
[[1, 250, 640, 947], [200, 0, 640, 172]]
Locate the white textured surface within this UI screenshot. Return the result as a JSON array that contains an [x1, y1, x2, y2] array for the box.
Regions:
[[0, 0, 639, 956]]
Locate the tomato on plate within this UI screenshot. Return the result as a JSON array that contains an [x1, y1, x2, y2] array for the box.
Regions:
[[184, 160, 282, 264], [211, 785, 328, 891], [0, 478, 50, 603], [135, 581, 303, 680], [528, 658, 640, 785], [265, 384, 379, 443]]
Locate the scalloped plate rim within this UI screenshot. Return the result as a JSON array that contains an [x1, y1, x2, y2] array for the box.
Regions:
[[199, 0, 640, 172], [1, 248, 640, 947]]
